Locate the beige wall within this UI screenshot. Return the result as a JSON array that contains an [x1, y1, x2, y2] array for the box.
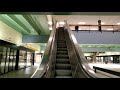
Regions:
[[0, 21, 40, 52], [0, 21, 22, 45]]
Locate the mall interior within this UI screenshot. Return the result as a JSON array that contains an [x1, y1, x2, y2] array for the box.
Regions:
[[1, 12, 120, 78]]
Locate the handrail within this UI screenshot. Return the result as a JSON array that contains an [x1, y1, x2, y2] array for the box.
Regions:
[[44, 24, 57, 78], [93, 66, 120, 77], [64, 20, 97, 78], [31, 20, 57, 78], [73, 63, 79, 77]]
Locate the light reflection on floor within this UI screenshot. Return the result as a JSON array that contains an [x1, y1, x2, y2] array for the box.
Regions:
[[34, 63, 40, 66], [89, 62, 120, 71], [88, 62, 120, 78]]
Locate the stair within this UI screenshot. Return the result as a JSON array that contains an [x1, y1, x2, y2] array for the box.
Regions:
[[55, 27, 72, 78]]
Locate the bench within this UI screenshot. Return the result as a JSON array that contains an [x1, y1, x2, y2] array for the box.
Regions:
[[93, 66, 120, 77]]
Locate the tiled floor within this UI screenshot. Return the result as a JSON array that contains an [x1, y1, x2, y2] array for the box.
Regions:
[[0, 66, 37, 78], [1, 62, 120, 78]]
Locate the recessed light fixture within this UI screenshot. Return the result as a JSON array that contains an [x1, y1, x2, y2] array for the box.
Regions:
[[49, 27, 52, 30], [107, 28, 113, 30], [78, 22, 86, 24], [97, 22, 105, 24], [48, 21, 52, 25], [101, 22, 105, 24], [90, 28, 98, 30], [117, 22, 120, 24], [59, 22, 65, 24], [56, 22, 59, 27]]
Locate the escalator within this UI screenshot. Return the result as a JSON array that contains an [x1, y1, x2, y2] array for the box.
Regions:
[[55, 27, 72, 78], [31, 21, 96, 78]]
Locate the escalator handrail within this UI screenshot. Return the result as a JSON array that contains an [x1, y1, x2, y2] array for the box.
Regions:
[[31, 20, 57, 78], [64, 20, 97, 78], [44, 25, 57, 78]]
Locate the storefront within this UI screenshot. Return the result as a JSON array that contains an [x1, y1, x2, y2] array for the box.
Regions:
[[16, 46, 35, 70], [0, 40, 35, 75], [0, 40, 17, 74]]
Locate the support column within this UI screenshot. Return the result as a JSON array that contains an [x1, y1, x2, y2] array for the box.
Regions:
[[15, 50, 19, 70], [92, 52, 99, 63], [32, 52, 34, 66]]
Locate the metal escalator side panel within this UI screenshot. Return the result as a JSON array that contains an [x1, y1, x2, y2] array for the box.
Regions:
[[64, 20, 97, 78], [66, 30, 96, 78], [31, 21, 57, 78], [44, 29, 58, 78], [64, 30, 86, 78]]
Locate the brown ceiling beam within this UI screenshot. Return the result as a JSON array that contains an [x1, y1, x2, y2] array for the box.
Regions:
[[68, 24, 120, 26]]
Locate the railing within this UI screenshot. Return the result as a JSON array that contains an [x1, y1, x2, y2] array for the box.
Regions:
[[93, 66, 120, 77], [31, 20, 57, 78], [68, 24, 120, 32], [64, 20, 96, 78]]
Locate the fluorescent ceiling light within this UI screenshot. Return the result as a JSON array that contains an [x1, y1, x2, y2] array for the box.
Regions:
[[56, 22, 59, 27], [117, 22, 120, 24], [97, 22, 105, 24], [90, 28, 98, 30], [78, 22, 86, 24], [101, 22, 105, 24], [48, 21, 52, 25], [59, 22, 65, 24], [41, 51, 44, 53], [107, 28, 113, 30], [49, 27, 52, 30]]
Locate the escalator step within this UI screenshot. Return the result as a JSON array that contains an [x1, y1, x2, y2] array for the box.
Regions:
[[56, 59, 70, 64], [57, 43, 66, 45], [55, 64, 71, 69], [55, 29, 73, 78], [57, 45, 67, 48], [57, 44, 66, 46], [57, 48, 67, 51], [57, 53, 68, 56], [57, 51, 68, 54], [55, 70, 72, 76], [56, 55, 69, 59], [55, 76, 72, 78], [57, 41, 66, 43]]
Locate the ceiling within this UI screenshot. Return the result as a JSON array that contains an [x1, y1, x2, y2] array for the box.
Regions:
[[0, 14, 50, 35], [52, 15, 120, 31], [1, 13, 120, 52], [1, 13, 120, 36]]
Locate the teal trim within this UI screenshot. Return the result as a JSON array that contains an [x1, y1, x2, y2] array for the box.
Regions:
[[15, 15, 38, 35], [31, 15, 50, 35], [7, 15, 31, 34], [0, 15, 29, 34], [22, 15, 41, 35], [22, 35, 49, 43]]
